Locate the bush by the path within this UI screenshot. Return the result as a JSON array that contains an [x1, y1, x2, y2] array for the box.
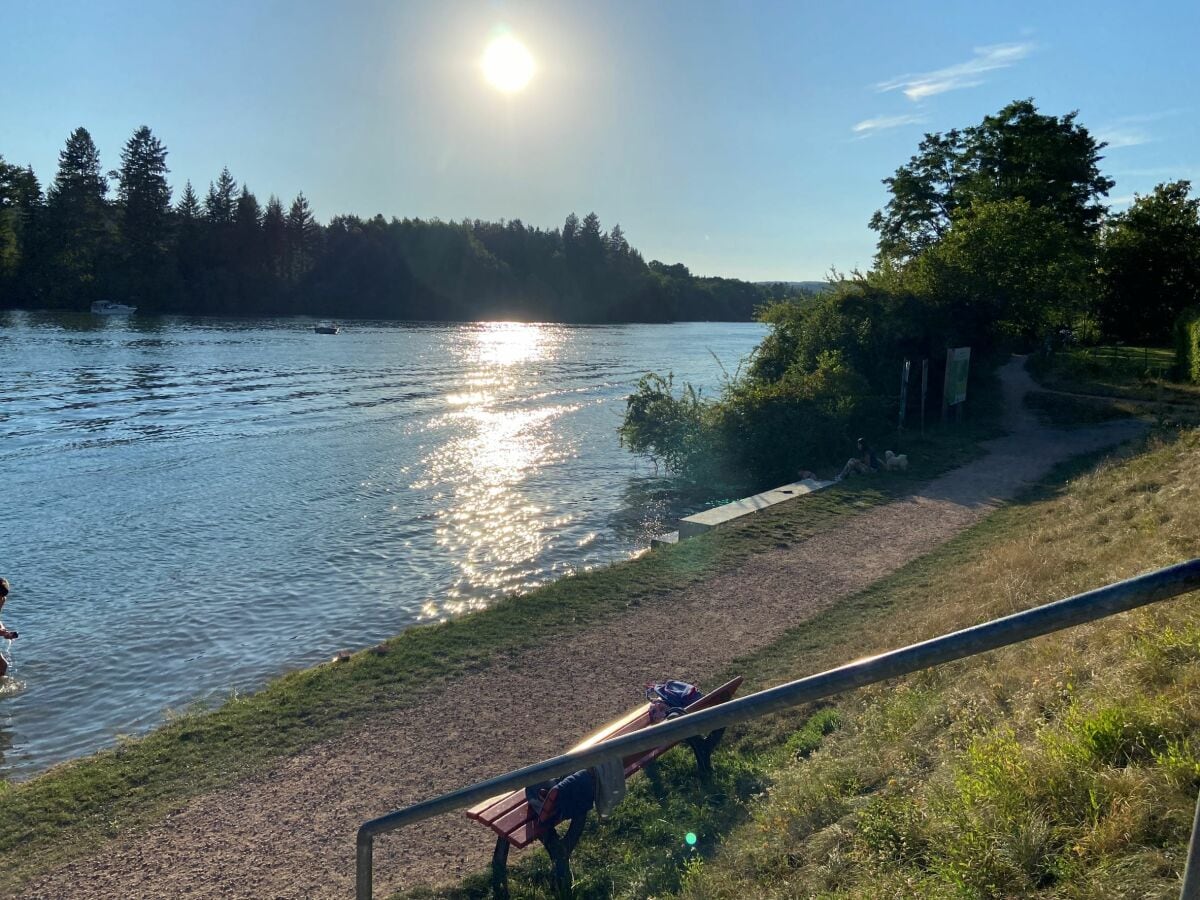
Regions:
[[1176, 307, 1200, 384], [619, 280, 992, 488]]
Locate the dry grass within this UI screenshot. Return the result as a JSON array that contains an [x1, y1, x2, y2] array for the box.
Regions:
[[677, 429, 1200, 899]]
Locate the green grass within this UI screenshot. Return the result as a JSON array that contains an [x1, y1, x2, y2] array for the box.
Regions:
[[1027, 347, 1200, 430], [397, 420, 1200, 899], [1028, 344, 1175, 386], [1075, 344, 1174, 374], [0, 384, 1002, 894], [1051, 344, 1176, 380], [677, 430, 1200, 900]]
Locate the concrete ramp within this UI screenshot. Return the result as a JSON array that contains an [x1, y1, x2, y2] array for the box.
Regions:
[[677, 478, 833, 538]]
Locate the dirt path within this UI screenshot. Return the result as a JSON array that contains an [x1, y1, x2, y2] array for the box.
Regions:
[[21, 359, 1146, 900]]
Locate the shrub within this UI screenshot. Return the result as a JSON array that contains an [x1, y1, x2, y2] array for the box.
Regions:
[[1175, 307, 1200, 383], [618, 372, 723, 483], [621, 282, 941, 488]]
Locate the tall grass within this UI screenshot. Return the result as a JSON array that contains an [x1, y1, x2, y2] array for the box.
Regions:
[[679, 429, 1200, 899]]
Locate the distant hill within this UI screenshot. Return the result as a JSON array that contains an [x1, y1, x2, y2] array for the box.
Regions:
[[755, 280, 833, 295]]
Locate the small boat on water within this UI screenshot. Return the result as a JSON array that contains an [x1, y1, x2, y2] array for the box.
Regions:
[[314, 322, 340, 334], [91, 300, 137, 315]]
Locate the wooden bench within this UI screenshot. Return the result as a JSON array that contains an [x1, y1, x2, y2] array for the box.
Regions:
[[466, 676, 743, 898]]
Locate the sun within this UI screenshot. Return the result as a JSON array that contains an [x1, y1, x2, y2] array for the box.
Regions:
[[481, 34, 535, 94]]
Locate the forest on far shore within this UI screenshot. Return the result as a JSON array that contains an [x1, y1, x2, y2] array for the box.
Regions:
[[0, 127, 799, 322]]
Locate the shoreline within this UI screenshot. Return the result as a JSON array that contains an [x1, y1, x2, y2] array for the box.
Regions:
[[0, 316, 772, 781], [0, 307, 767, 328], [7, 361, 1151, 898], [0, 442, 942, 893]]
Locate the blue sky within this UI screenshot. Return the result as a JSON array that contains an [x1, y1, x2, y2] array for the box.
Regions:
[[3, 0, 1198, 281]]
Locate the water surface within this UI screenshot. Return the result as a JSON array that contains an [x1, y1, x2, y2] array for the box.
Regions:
[[0, 313, 765, 777]]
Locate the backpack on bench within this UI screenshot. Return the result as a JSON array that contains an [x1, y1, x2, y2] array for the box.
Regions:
[[645, 680, 703, 722]]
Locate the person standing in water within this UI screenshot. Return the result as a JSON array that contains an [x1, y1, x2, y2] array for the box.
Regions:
[[0, 579, 18, 679]]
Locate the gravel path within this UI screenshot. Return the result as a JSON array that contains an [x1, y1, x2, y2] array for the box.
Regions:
[[20, 359, 1146, 900]]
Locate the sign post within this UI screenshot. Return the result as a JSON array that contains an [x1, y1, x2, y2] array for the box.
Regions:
[[920, 359, 929, 436], [942, 347, 971, 425]]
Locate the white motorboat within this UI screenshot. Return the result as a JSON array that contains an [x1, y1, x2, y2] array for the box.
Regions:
[[314, 322, 340, 334], [91, 300, 137, 315]]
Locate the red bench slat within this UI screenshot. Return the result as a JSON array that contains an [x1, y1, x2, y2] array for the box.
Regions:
[[466, 676, 743, 849]]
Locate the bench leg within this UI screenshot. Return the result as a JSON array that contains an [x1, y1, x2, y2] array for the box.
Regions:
[[643, 759, 667, 800], [491, 836, 511, 900], [539, 811, 587, 899], [686, 728, 726, 783]]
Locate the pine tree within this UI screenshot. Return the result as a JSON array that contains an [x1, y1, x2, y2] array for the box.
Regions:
[[46, 127, 111, 305], [204, 167, 237, 225], [0, 164, 45, 301], [118, 126, 171, 255], [608, 223, 629, 257], [114, 126, 174, 306], [13, 165, 42, 212], [0, 157, 22, 278], [234, 186, 261, 229], [262, 195, 286, 279], [48, 127, 107, 208], [285, 192, 319, 281], [234, 186, 264, 280], [172, 180, 203, 289], [176, 181, 201, 221], [562, 212, 579, 245], [579, 211, 604, 262]]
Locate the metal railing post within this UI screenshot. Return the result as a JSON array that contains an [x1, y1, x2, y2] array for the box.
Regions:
[[353, 559, 1200, 899], [356, 831, 373, 900], [1181, 787, 1200, 899]]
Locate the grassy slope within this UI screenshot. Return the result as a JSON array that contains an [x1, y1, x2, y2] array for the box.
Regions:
[[678, 428, 1200, 900], [401, 415, 1200, 899], [0, 393, 999, 892]]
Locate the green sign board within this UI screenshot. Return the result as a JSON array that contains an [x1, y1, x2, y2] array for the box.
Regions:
[[945, 347, 971, 406]]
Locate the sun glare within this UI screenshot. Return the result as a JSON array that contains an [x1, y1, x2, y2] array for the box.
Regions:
[[481, 34, 535, 93]]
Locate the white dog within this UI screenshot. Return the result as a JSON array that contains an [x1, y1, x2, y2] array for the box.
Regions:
[[884, 450, 908, 472]]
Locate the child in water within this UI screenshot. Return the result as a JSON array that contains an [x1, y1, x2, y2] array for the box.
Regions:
[[0, 579, 18, 679]]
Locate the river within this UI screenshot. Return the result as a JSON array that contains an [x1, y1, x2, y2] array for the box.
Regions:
[[0, 312, 766, 778]]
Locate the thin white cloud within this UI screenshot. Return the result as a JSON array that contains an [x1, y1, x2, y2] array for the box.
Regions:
[[1108, 109, 1186, 125], [1093, 110, 1185, 150], [1096, 128, 1153, 149], [852, 113, 929, 136], [1106, 194, 1137, 209], [1112, 165, 1200, 180], [876, 42, 1034, 101]]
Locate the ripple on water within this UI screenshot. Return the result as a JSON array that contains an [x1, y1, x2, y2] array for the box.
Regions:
[[0, 316, 767, 776]]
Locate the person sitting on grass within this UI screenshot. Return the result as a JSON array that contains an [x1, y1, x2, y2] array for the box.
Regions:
[[0, 578, 17, 679], [837, 437, 881, 481]]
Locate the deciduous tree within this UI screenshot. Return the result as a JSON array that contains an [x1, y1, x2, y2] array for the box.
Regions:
[[1099, 181, 1200, 343], [871, 100, 1113, 263]]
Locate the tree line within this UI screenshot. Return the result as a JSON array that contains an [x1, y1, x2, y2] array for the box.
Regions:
[[621, 98, 1200, 487], [0, 126, 786, 322]]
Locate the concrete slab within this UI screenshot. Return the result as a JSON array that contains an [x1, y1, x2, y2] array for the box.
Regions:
[[677, 478, 833, 538], [650, 531, 680, 548]]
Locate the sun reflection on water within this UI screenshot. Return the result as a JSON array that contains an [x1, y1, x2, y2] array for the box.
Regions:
[[472, 321, 549, 366], [415, 322, 579, 618]]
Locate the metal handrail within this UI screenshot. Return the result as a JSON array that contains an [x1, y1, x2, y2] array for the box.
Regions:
[[356, 558, 1200, 899]]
